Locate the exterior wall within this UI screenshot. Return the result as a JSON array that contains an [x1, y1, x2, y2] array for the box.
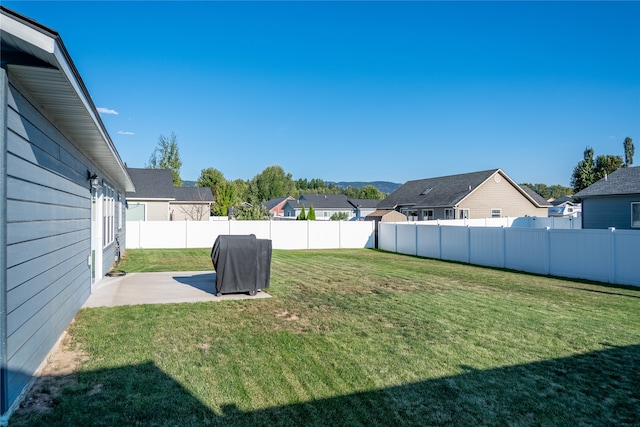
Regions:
[[170, 202, 211, 221], [283, 204, 355, 220], [459, 174, 547, 218], [581, 196, 640, 230], [134, 200, 170, 221], [3, 74, 124, 414]]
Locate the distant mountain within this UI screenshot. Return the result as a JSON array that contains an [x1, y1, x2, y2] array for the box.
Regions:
[[327, 181, 402, 194]]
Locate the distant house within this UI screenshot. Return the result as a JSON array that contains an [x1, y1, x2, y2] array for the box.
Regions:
[[377, 169, 550, 220], [125, 168, 213, 221], [284, 194, 354, 219], [573, 166, 640, 230], [1, 7, 134, 422], [264, 196, 295, 217], [365, 209, 407, 247], [172, 187, 214, 221], [348, 199, 379, 219], [548, 196, 581, 218]]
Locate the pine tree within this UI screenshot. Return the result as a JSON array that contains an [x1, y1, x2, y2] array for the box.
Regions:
[[298, 205, 306, 220], [307, 205, 316, 220]]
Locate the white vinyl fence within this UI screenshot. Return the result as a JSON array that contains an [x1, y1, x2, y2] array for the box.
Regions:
[[126, 220, 375, 250], [423, 216, 581, 229], [379, 222, 640, 287]]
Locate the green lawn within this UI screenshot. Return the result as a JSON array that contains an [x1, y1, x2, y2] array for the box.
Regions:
[[12, 249, 640, 426]]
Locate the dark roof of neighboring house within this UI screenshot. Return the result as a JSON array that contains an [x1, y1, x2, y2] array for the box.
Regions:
[[297, 194, 353, 209], [519, 185, 552, 207], [173, 187, 214, 202], [264, 196, 294, 211], [551, 196, 577, 206], [126, 168, 175, 199], [574, 166, 640, 198], [378, 169, 501, 209], [348, 199, 381, 209]]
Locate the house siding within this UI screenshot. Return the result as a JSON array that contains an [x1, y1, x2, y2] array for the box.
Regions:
[[3, 75, 124, 412], [459, 175, 547, 218], [581, 196, 640, 230], [170, 202, 210, 221], [144, 200, 170, 221]]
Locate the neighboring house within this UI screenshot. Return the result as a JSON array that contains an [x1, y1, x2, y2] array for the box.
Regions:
[[573, 166, 640, 230], [125, 168, 174, 221], [283, 194, 378, 220], [171, 187, 213, 221], [377, 169, 550, 220], [1, 7, 134, 422], [348, 199, 379, 219], [264, 196, 295, 217], [548, 196, 581, 218], [125, 168, 213, 221]]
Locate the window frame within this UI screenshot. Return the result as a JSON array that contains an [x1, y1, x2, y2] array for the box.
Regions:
[[491, 208, 502, 218], [632, 202, 640, 228], [459, 208, 470, 219], [444, 208, 455, 220]]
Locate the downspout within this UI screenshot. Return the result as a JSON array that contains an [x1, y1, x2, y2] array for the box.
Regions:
[[0, 67, 9, 424]]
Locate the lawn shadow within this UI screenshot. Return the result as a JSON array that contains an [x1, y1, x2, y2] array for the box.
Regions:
[[172, 272, 218, 295], [9, 345, 640, 426]]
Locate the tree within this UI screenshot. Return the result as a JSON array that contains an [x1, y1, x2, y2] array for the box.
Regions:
[[307, 205, 316, 220], [298, 205, 306, 220], [570, 147, 596, 193], [232, 179, 250, 203], [196, 168, 226, 189], [594, 154, 623, 180], [212, 181, 236, 216], [232, 204, 270, 220], [624, 137, 634, 167], [358, 185, 383, 199], [248, 165, 296, 204], [147, 132, 182, 186]]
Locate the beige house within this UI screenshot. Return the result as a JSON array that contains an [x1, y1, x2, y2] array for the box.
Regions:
[[377, 169, 550, 221], [126, 168, 213, 221]]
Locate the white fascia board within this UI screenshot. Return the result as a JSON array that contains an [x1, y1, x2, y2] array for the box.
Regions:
[[127, 198, 176, 201]]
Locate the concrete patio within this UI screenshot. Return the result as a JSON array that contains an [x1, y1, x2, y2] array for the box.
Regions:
[[83, 271, 271, 308]]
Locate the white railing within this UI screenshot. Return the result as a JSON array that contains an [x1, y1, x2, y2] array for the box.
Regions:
[[126, 220, 375, 250], [379, 222, 640, 287]]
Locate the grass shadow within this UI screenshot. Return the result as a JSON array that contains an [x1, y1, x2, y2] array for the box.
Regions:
[[10, 345, 639, 426]]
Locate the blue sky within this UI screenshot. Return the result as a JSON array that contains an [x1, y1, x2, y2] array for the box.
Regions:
[[5, 1, 640, 187]]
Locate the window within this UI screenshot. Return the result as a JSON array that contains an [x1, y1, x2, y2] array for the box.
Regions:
[[103, 186, 115, 247], [422, 209, 434, 221], [118, 193, 123, 230], [401, 209, 418, 221], [459, 209, 470, 219], [632, 202, 640, 228], [421, 187, 433, 195], [491, 208, 502, 218], [444, 209, 454, 219]]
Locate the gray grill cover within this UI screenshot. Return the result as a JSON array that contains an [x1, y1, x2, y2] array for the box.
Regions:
[[211, 234, 272, 294]]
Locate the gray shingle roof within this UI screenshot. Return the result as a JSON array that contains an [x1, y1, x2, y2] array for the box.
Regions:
[[519, 185, 552, 207], [126, 168, 175, 199], [348, 199, 381, 209], [574, 166, 640, 198], [377, 169, 500, 209], [298, 194, 353, 209], [173, 187, 214, 202]]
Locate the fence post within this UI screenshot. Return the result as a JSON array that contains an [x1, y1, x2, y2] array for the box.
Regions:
[[394, 224, 398, 253], [438, 224, 442, 259], [544, 227, 551, 275], [415, 224, 418, 256], [608, 227, 616, 284], [185, 220, 189, 248], [467, 225, 471, 263], [501, 226, 506, 268]]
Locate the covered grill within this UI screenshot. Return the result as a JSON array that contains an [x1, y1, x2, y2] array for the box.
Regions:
[[211, 234, 272, 296]]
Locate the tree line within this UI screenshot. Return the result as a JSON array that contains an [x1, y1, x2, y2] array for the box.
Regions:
[[147, 132, 635, 216], [146, 133, 385, 218]]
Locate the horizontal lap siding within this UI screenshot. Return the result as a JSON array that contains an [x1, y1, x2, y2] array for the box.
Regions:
[[4, 80, 93, 407]]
